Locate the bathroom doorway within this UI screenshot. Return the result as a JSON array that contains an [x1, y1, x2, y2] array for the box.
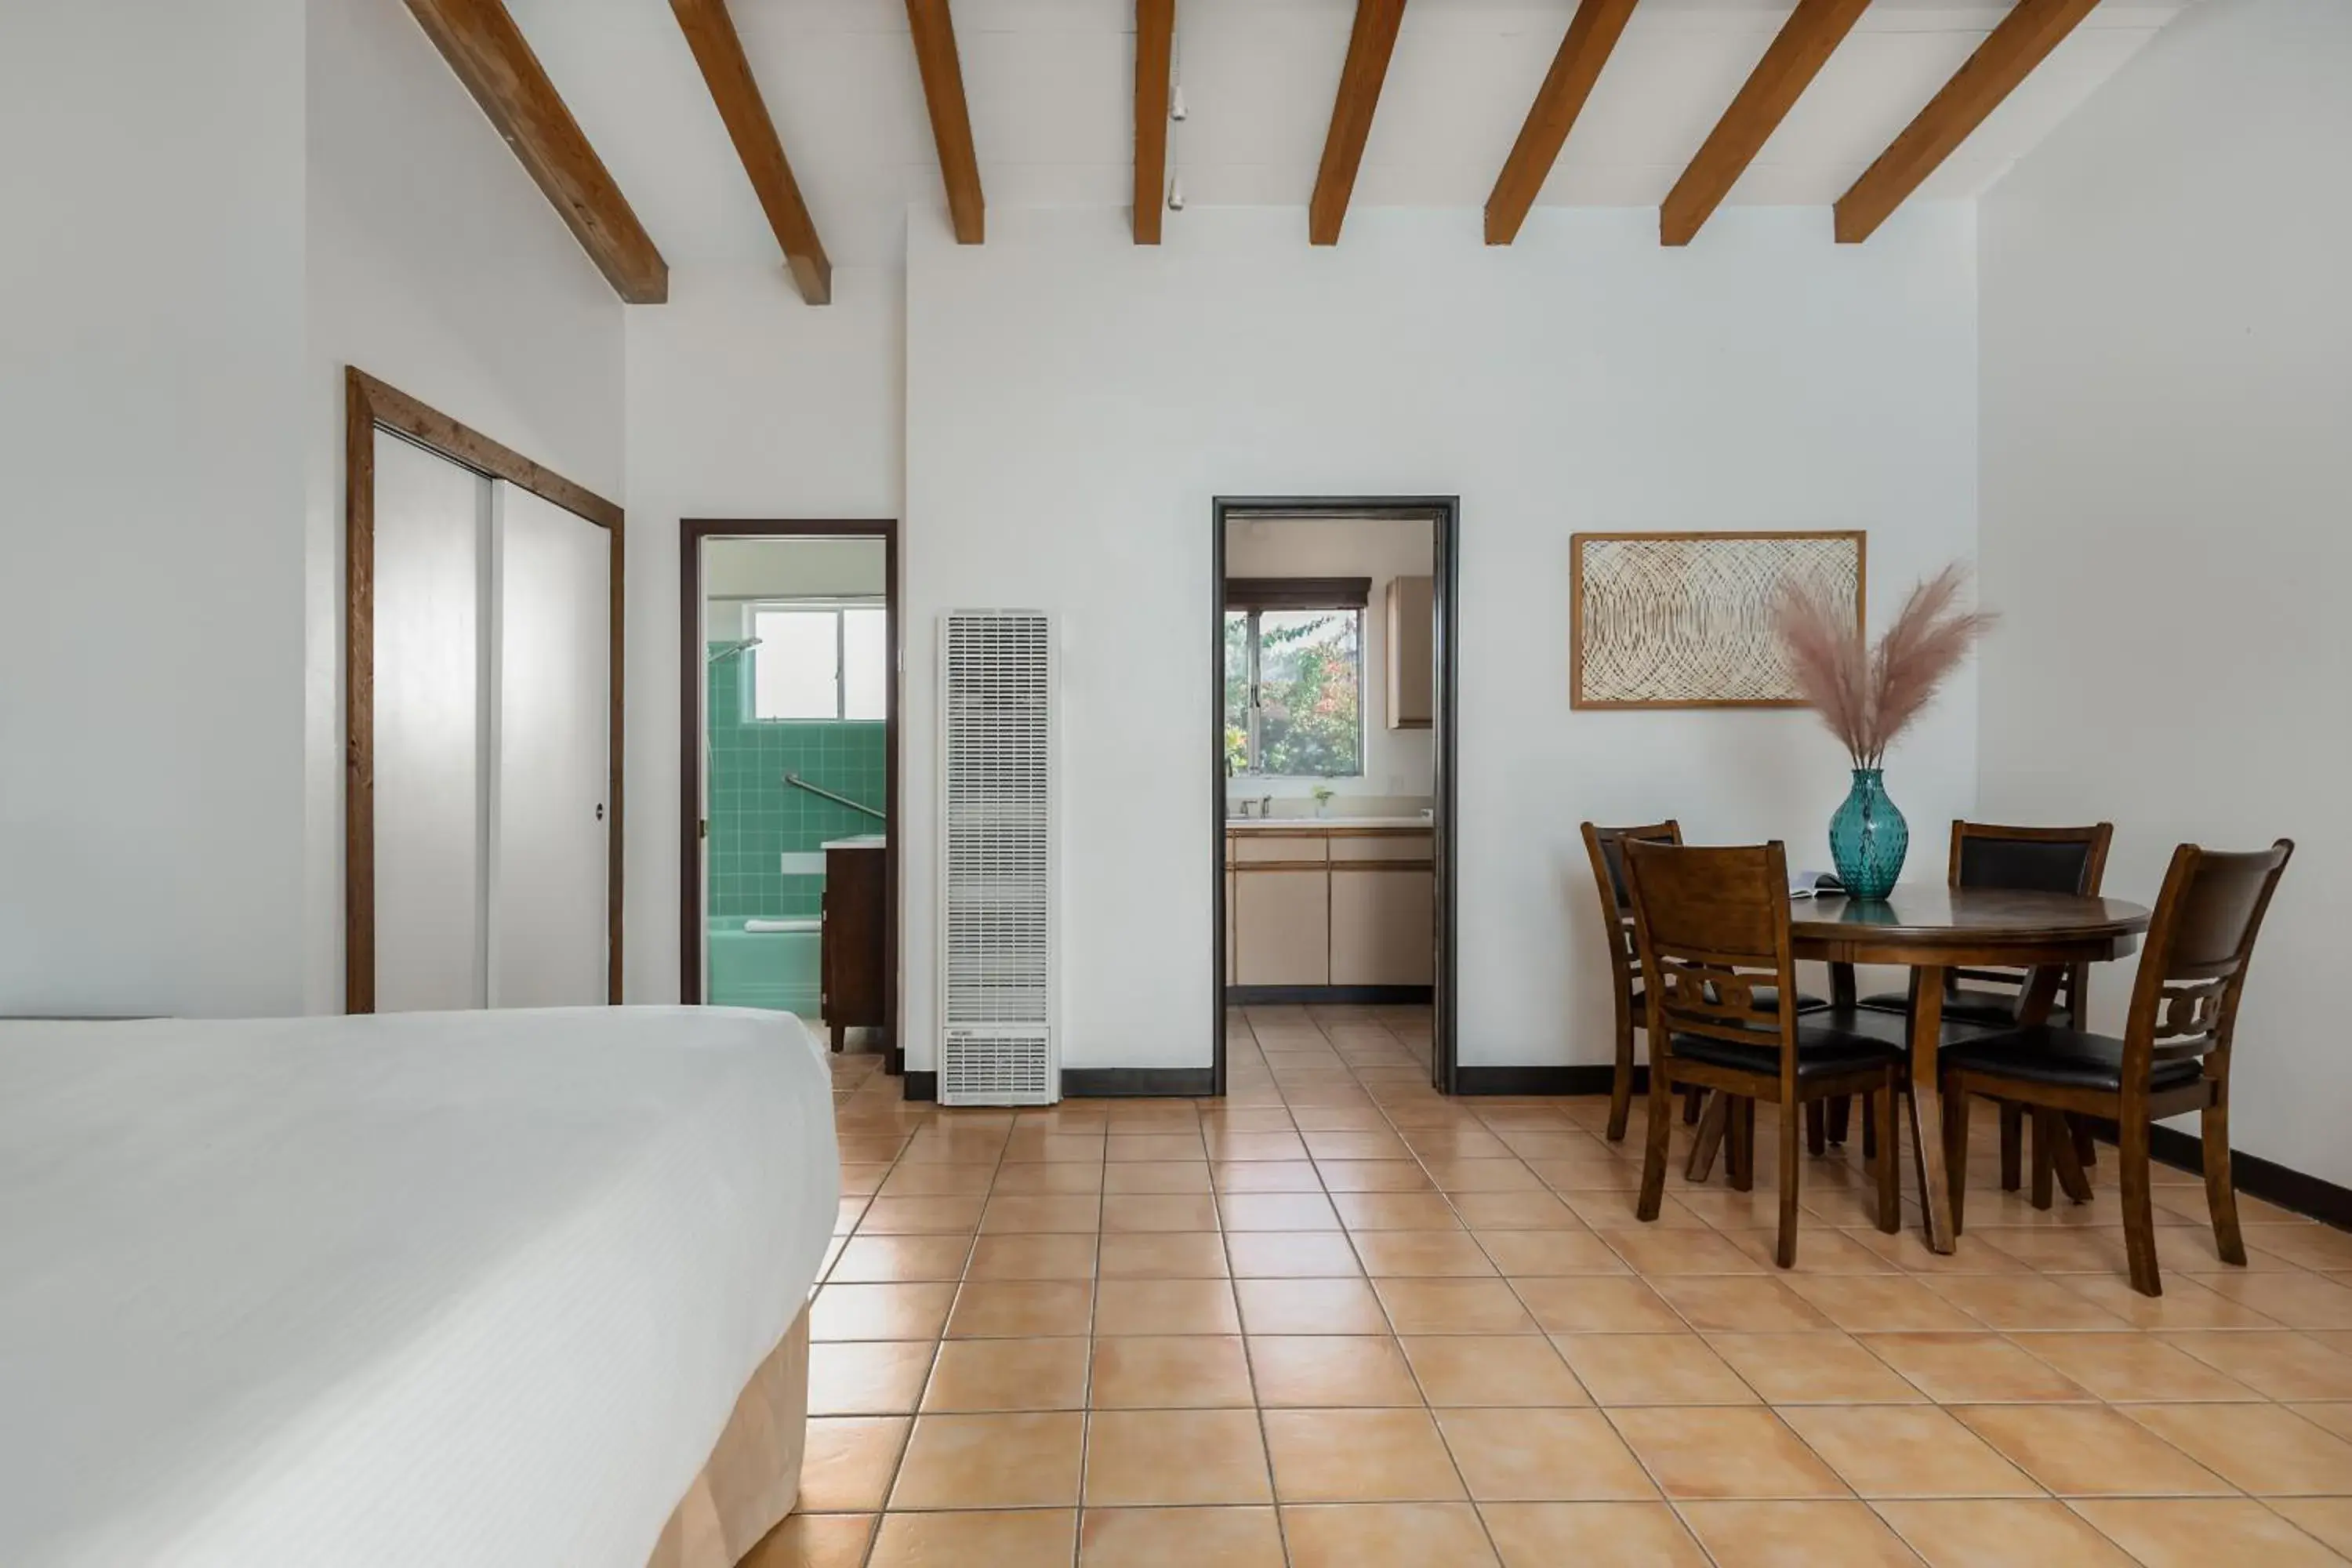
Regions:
[[679, 520, 901, 1075], [1211, 498, 1461, 1094]]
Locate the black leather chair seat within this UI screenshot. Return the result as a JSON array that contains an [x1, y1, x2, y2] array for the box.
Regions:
[[1633, 985, 1828, 1014], [1856, 987, 2077, 1030], [1941, 1025, 2206, 1094], [1668, 1006, 1907, 1082]]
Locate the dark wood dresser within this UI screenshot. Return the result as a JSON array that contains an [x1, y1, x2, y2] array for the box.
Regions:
[[821, 839, 887, 1054]]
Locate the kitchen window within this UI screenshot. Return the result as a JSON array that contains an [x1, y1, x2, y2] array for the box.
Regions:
[[749, 604, 887, 721], [1223, 578, 1368, 778]]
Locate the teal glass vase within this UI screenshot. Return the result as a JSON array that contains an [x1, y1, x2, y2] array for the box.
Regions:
[[1829, 768, 1907, 899]]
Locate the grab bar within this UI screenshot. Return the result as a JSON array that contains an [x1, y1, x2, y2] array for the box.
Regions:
[[784, 772, 885, 821]]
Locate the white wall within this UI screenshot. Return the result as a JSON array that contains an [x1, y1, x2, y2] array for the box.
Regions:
[[1225, 516, 1436, 802], [907, 205, 1980, 1075], [704, 539, 888, 642], [1978, 0, 2352, 1181], [706, 538, 890, 601], [0, 1, 309, 1017], [303, 0, 628, 1013], [623, 264, 904, 1003]]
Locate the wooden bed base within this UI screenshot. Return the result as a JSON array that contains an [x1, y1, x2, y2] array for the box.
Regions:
[[646, 1305, 811, 1568]]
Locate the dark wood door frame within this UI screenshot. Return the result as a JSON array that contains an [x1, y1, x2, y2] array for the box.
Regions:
[[343, 367, 626, 1013], [679, 519, 902, 1076], [1211, 497, 1461, 1095]]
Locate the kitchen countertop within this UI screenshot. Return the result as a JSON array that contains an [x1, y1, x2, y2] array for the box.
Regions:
[[1224, 816, 1432, 831]]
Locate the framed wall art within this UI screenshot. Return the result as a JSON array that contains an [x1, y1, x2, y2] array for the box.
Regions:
[[1570, 530, 1866, 710]]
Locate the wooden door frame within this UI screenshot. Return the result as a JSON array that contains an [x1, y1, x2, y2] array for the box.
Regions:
[[1211, 497, 1461, 1095], [343, 367, 626, 1013], [678, 519, 902, 1075]]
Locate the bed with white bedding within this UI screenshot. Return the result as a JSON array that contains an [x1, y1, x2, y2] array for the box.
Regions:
[[0, 1005, 839, 1568]]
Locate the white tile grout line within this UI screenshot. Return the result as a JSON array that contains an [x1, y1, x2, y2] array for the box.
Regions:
[[1298, 1009, 1907, 1560], [815, 1014, 2338, 1566], [1320, 1006, 1512, 1566], [820, 1078, 917, 1566], [849, 1087, 1008, 1567], [1222, 1012, 1297, 1568], [1240, 1007, 2249, 1559]]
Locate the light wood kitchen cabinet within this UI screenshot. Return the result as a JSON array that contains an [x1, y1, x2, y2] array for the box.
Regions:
[[1329, 832, 1431, 864], [1227, 827, 1430, 991], [1232, 834, 1329, 865], [1329, 867, 1434, 986], [1387, 574, 1433, 730], [1232, 870, 1330, 985], [1231, 834, 1327, 985]]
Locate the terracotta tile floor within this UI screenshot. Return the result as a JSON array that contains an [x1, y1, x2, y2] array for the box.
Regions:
[[767, 1006, 2352, 1566]]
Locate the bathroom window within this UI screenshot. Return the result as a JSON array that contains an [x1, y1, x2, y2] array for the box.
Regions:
[[1223, 578, 1367, 778], [750, 604, 887, 721]]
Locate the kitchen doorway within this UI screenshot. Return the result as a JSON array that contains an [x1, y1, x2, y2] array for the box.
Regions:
[[679, 520, 902, 1076], [1211, 498, 1461, 1094]]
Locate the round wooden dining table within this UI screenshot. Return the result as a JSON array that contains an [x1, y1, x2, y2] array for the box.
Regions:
[[1790, 887, 2151, 1254]]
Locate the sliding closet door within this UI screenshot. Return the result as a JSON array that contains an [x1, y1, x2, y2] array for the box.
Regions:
[[488, 482, 612, 1007], [372, 432, 491, 1011]]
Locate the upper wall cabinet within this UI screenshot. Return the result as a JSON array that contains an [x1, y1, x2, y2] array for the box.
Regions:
[[1387, 575, 1433, 730]]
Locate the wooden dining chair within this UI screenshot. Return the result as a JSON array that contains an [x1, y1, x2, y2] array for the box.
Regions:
[[1940, 839, 2293, 1296], [1581, 820, 1686, 1143], [1584, 821, 1829, 1143], [1623, 838, 1905, 1267], [1848, 820, 2115, 1187], [1858, 821, 2116, 1025]]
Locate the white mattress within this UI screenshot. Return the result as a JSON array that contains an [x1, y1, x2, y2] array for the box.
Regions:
[[0, 1006, 840, 1568]]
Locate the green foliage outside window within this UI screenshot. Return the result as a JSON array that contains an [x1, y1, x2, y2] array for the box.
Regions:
[[1224, 608, 1362, 778]]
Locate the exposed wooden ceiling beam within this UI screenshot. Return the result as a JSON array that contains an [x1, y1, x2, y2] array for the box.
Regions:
[[403, 0, 667, 303], [904, 0, 985, 244], [1134, 0, 1175, 245], [671, 0, 830, 304], [1835, 0, 2100, 244], [1661, 0, 1869, 247], [1485, 0, 1638, 245], [1308, 0, 1408, 246]]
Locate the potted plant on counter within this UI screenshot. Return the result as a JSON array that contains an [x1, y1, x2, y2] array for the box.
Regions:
[[1776, 564, 1992, 899]]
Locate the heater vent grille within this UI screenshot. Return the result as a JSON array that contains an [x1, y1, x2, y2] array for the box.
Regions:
[[938, 612, 1057, 1105]]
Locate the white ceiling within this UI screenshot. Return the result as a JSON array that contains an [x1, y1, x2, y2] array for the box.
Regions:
[[503, 0, 2193, 272]]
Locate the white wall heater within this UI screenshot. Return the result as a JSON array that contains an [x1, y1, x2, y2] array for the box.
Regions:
[[938, 611, 1058, 1105]]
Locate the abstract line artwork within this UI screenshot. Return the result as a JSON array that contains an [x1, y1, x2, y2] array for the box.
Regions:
[[1571, 531, 1866, 709]]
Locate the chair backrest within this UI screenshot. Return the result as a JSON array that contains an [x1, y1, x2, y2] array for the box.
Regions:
[[1580, 820, 1681, 985], [1949, 821, 2114, 895], [1584, 820, 1682, 912], [1621, 839, 1801, 1076], [1947, 822, 2116, 1013], [2124, 840, 2293, 1087]]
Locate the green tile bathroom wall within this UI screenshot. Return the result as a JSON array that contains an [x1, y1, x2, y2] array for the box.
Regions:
[[706, 645, 887, 918]]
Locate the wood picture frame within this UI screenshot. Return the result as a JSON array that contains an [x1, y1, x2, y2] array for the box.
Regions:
[[1570, 528, 1866, 710], [344, 367, 626, 1013]]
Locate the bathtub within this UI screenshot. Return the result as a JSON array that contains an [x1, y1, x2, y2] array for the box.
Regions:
[[706, 916, 822, 1015]]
